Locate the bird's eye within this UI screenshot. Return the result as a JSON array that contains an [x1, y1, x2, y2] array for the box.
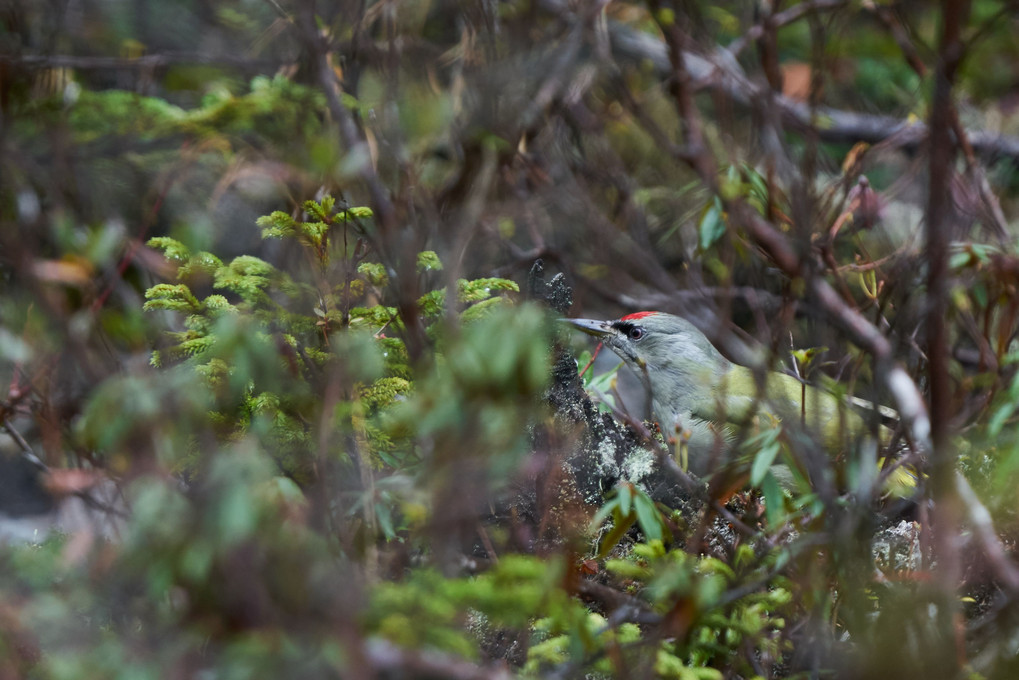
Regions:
[[628, 327, 645, 341]]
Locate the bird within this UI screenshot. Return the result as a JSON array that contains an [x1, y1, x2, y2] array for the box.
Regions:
[[567, 311, 880, 479]]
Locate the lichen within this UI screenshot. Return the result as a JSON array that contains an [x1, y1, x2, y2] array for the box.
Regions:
[[621, 446, 656, 488], [596, 438, 621, 477]]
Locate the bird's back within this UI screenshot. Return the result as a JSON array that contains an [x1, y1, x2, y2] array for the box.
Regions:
[[691, 364, 872, 451]]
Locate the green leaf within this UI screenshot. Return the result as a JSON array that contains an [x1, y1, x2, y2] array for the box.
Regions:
[[459, 296, 509, 322], [698, 197, 726, 251], [633, 493, 663, 543], [303, 200, 330, 222], [590, 496, 619, 528], [147, 236, 191, 262], [341, 206, 374, 219], [319, 194, 336, 215], [202, 295, 237, 316], [596, 511, 637, 558], [178, 251, 224, 278], [350, 305, 398, 328], [358, 262, 388, 287], [417, 289, 445, 317], [988, 402, 1013, 439], [587, 362, 622, 396], [457, 278, 518, 303], [375, 500, 396, 539], [416, 250, 443, 272], [144, 283, 202, 313], [301, 221, 328, 243], [948, 251, 972, 270], [257, 211, 298, 239], [761, 471, 786, 527], [618, 482, 633, 518], [750, 438, 782, 487]]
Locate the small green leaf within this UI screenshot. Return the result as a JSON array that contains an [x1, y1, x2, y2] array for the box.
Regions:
[[178, 251, 224, 278], [375, 500, 396, 539], [698, 198, 726, 251], [761, 472, 786, 527], [633, 493, 663, 543], [596, 511, 637, 558], [416, 250, 443, 272], [303, 199, 330, 222], [358, 262, 388, 286], [144, 283, 202, 313], [618, 482, 633, 518], [343, 206, 374, 219], [320, 194, 336, 215], [988, 402, 1013, 439], [256, 211, 298, 239], [972, 283, 988, 309], [147, 236, 191, 262], [590, 497, 619, 528], [750, 439, 782, 487]]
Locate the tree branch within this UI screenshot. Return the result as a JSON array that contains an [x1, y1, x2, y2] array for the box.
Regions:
[[603, 16, 1019, 163], [0, 52, 277, 72]]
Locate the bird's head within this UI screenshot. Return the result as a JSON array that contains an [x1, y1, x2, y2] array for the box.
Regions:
[[567, 310, 731, 435], [566, 311, 726, 376]]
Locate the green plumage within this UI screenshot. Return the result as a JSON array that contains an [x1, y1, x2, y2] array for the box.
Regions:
[[568, 312, 875, 477]]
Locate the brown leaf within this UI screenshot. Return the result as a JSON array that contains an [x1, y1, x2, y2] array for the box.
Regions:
[[781, 62, 814, 102], [31, 258, 93, 286]]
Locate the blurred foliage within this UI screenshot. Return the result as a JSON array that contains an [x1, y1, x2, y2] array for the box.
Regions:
[[3, 0, 1019, 679]]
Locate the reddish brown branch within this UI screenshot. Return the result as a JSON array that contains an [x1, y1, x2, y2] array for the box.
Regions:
[[925, 0, 971, 668]]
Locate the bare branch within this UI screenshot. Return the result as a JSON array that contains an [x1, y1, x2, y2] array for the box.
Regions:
[[0, 52, 276, 72], [604, 16, 1019, 163]]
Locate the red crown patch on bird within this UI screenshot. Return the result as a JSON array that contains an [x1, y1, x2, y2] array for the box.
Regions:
[[620, 311, 658, 321]]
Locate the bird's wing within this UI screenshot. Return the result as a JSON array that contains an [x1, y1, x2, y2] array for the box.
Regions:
[[685, 364, 780, 425], [688, 365, 868, 444]]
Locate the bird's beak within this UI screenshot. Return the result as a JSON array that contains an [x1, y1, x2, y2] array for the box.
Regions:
[[563, 318, 613, 338]]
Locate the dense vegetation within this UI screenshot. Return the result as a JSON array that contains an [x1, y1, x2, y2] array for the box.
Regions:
[[3, 1, 1019, 678]]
